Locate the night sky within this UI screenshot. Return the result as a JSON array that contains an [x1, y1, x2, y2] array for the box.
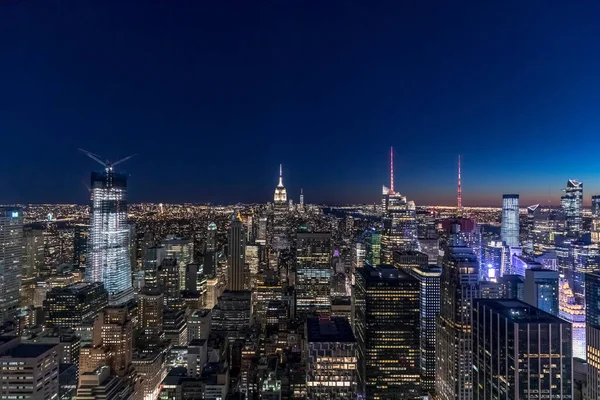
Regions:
[[2, 1, 600, 206]]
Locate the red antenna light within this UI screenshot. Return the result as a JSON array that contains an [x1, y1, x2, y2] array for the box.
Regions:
[[390, 146, 394, 194], [457, 155, 462, 211]]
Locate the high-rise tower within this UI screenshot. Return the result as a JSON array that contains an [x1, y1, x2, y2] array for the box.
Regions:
[[81, 150, 135, 306], [457, 155, 462, 215], [272, 164, 289, 250], [381, 147, 418, 262], [561, 179, 583, 236], [0, 208, 23, 322], [501, 194, 520, 248], [436, 225, 480, 400], [228, 213, 247, 291]]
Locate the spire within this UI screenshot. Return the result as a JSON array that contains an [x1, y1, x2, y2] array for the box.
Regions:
[[278, 164, 284, 187], [389, 147, 395, 194], [457, 155, 462, 213]]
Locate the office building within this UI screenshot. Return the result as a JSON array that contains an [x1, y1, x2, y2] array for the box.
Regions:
[[73, 224, 89, 269], [227, 214, 247, 291], [381, 191, 419, 262], [0, 339, 60, 400], [436, 231, 480, 400], [212, 290, 252, 336], [393, 250, 428, 274], [305, 317, 357, 399], [86, 168, 134, 306], [586, 272, 600, 399], [139, 286, 164, 337], [76, 365, 136, 400], [524, 268, 559, 316], [412, 264, 441, 395], [160, 257, 183, 310], [473, 299, 573, 400], [501, 194, 519, 248], [524, 204, 540, 256], [187, 309, 211, 343], [44, 282, 108, 329], [132, 348, 168, 400], [22, 226, 44, 306], [354, 264, 421, 399], [0, 208, 23, 322], [295, 232, 332, 316], [162, 236, 194, 291], [561, 179, 583, 237]]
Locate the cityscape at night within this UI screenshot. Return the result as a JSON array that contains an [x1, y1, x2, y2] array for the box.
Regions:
[[2, 1, 600, 400]]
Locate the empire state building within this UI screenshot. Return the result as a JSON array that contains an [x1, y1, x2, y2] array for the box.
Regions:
[[274, 164, 287, 203], [273, 164, 288, 249]]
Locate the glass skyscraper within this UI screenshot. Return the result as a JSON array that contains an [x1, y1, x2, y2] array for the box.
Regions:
[[586, 272, 600, 399], [0, 208, 23, 322], [436, 230, 480, 400], [501, 194, 519, 248], [523, 267, 559, 316], [561, 179, 583, 237], [473, 299, 573, 400], [86, 170, 134, 305], [354, 264, 420, 399]]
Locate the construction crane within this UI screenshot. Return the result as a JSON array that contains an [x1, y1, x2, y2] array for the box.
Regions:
[[79, 148, 137, 172]]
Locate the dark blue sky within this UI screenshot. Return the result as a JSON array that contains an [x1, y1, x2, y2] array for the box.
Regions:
[[2, 1, 600, 206]]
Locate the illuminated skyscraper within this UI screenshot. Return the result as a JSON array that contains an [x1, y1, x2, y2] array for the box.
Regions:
[[561, 179, 583, 237], [592, 195, 600, 243], [295, 232, 332, 316], [412, 264, 441, 395], [586, 272, 600, 399], [354, 264, 420, 399], [306, 316, 357, 399], [0, 207, 23, 322], [227, 214, 247, 291], [273, 164, 289, 250], [436, 226, 480, 400], [525, 204, 540, 256], [523, 268, 559, 316], [473, 299, 573, 400], [501, 194, 519, 248], [162, 236, 194, 291], [84, 155, 134, 306]]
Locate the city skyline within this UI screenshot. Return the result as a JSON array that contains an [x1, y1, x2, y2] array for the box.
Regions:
[[2, 1, 600, 205]]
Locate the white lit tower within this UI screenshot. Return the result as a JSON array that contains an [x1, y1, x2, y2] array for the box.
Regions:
[[80, 149, 135, 306], [381, 147, 418, 263], [272, 164, 288, 250]]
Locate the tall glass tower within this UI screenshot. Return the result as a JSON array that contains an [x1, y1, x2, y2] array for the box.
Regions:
[[501, 194, 520, 248], [562, 179, 583, 236], [86, 169, 133, 305]]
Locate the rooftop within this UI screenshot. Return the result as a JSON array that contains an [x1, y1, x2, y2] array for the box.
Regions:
[[4, 343, 57, 358], [306, 317, 355, 343], [475, 299, 566, 324], [356, 264, 418, 286]]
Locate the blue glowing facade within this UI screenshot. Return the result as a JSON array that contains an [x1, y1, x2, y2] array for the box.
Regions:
[[86, 170, 133, 305]]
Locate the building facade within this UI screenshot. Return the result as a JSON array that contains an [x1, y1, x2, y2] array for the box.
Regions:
[[473, 299, 573, 400], [354, 264, 420, 399], [86, 170, 134, 305]]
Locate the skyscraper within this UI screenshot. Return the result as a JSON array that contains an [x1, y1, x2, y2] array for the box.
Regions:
[[305, 316, 357, 399], [501, 194, 519, 248], [203, 221, 218, 278], [523, 267, 559, 316], [0, 207, 23, 322], [381, 148, 419, 262], [43, 282, 108, 329], [354, 264, 421, 399], [586, 272, 600, 399], [561, 179, 583, 237], [85, 163, 134, 306], [227, 214, 247, 291], [525, 204, 540, 256], [295, 231, 332, 316], [411, 264, 441, 395], [436, 227, 480, 400], [473, 299, 573, 400], [272, 164, 288, 250]]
